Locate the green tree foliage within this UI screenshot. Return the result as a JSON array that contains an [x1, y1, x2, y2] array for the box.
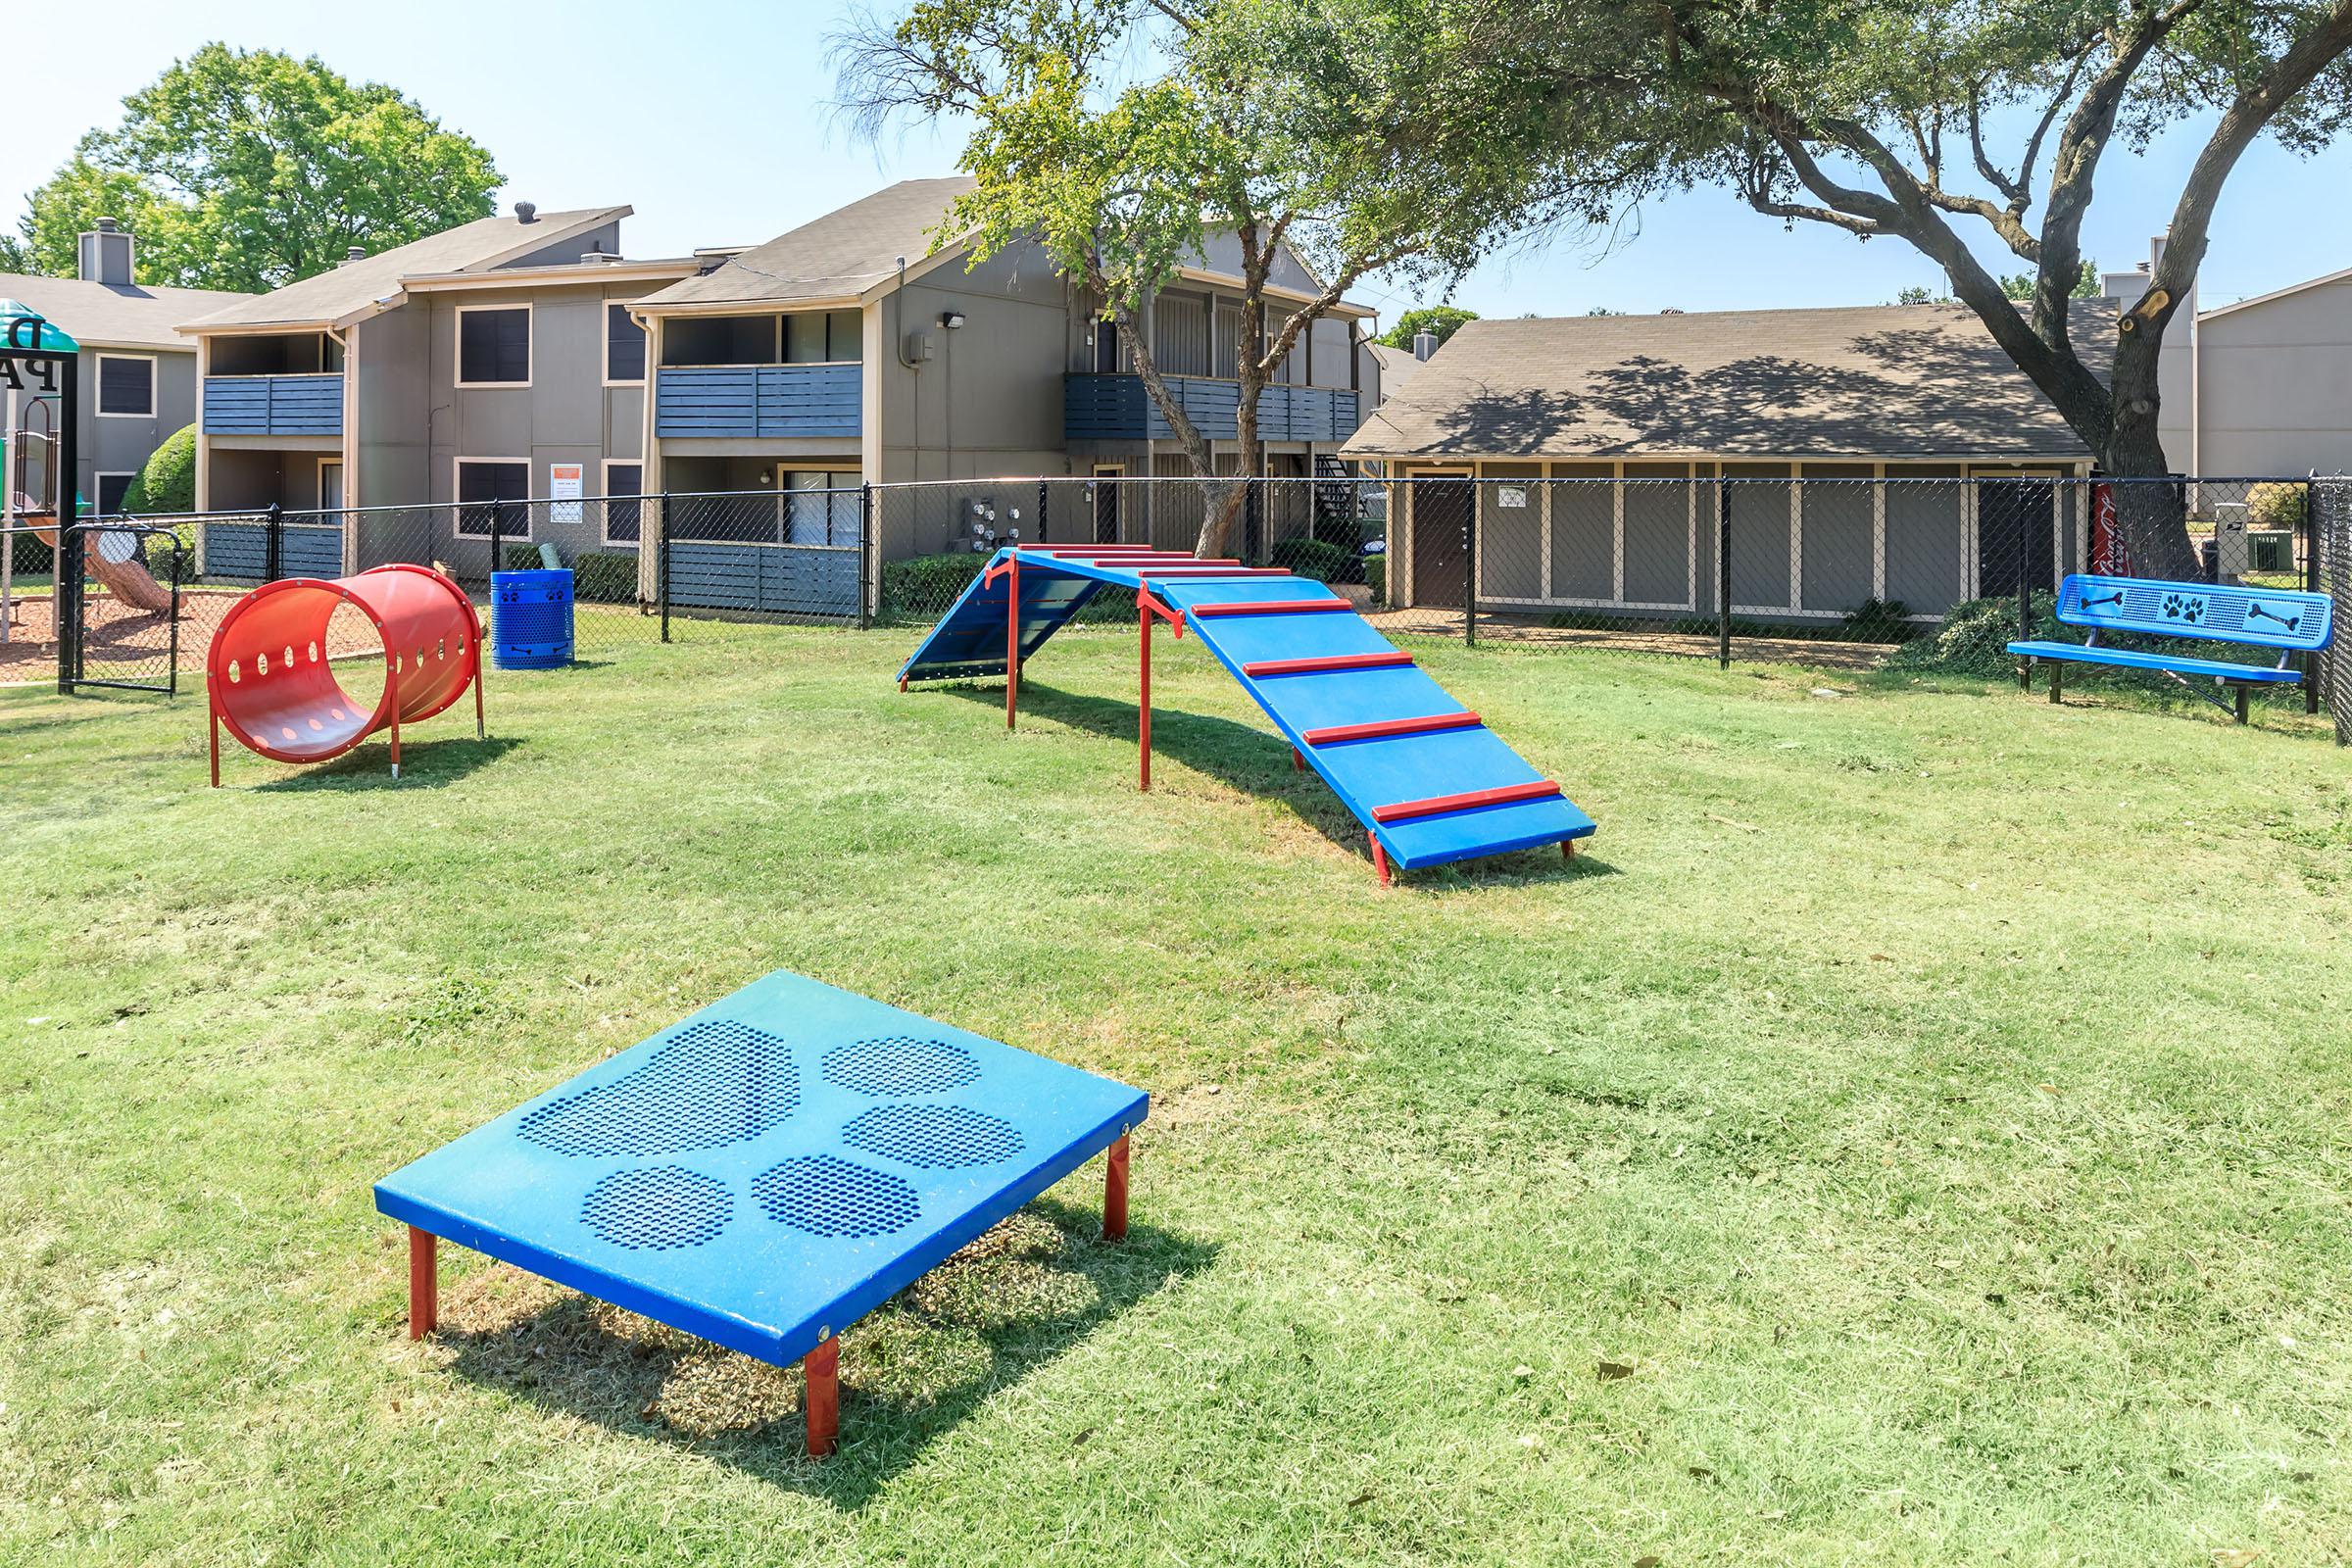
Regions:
[[121, 425, 197, 515], [838, 0, 1592, 556], [3, 45, 500, 291], [1428, 0, 2352, 576], [2001, 260, 2101, 301], [1378, 305, 1479, 349]]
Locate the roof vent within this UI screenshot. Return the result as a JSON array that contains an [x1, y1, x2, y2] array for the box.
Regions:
[[1411, 329, 1439, 362], [581, 252, 624, 266], [514, 201, 538, 224], [339, 245, 367, 267]]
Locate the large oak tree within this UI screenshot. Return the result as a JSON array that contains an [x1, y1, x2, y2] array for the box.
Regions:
[[838, 0, 1590, 556], [1440, 0, 2352, 575], [1, 45, 501, 294]]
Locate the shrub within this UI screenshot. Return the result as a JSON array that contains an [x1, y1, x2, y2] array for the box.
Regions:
[[1365, 555, 1386, 606], [1269, 537, 1358, 584], [2245, 482, 2306, 531], [884, 551, 986, 616], [574, 551, 639, 604], [120, 425, 196, 516], [503, 544, 545, 572], [1885, 593, 2056, 679], [1841, 597, 1913, 643]]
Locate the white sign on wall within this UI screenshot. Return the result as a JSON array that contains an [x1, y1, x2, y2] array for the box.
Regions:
[[549, 463, 585, 525], [1495, 485, 1529, 510]]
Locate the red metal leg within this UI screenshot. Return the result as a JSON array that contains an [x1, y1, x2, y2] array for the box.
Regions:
[[1004, 554, 1020, 731], [1370, 835, 1393, 887], [408, 1227, 437, 1340], [388, 710, 402, 779], [208, 698, 220, 788], [899, 674, 907, 693], [1138, 605, 1152, 792], [1562, 840, 1577, 861], [472, 650, 486, 740], [1292, 747, 1304, 771], [1104, 1135, 1131, 1241], [804, 1337, 840, 1457]]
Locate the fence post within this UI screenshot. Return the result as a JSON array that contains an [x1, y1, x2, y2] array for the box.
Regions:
[[489, 503, 503, 586], [264, 501, 283, 584], [1463, 481, 1478, 650], [55, 521, 82, 695], [659, 494, 672, 644], [2017, 487, 2034, 689], [165, 528, 182, 699], [1717, 479, 1732, 670], [858, 482, 875, 631], [2306, 477, 2322, 715], [1037, 477, 1050, 546]]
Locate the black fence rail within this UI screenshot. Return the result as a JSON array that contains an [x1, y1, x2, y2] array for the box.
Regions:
[[22, 475, 2339, 745]]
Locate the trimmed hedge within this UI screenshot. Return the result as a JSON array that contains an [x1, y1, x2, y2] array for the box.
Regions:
[[121, 424, 196, 516], [502, 544, 545, 572], [1365, 555, 1386, 606], [884, 552, 986, 616], [1269, 538, 1359, 584], [575, 551, 639, 604]]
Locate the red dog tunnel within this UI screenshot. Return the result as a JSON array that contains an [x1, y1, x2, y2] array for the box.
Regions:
[[207, 564, 485, 786]]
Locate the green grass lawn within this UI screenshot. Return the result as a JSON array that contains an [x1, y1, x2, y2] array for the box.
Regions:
[[4, 626, 2350, 1566]]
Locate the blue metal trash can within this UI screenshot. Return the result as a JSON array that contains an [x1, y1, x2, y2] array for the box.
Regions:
[[491, 568, 574, 669]]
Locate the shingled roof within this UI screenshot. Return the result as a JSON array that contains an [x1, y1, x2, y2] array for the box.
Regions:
[[1342, 303, 2106, 462], [183, 207, 631, 332], [0, 272, 250, 352], [636, 178, 978, 312]]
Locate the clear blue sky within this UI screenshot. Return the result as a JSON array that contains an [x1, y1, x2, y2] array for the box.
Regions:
[[12, 0, 2350, 321]]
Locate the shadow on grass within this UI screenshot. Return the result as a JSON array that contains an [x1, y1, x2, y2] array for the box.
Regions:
[[434, 1199, 1213, 1506], [248, 734, 521, 791], [939, 680, 1601, 889]]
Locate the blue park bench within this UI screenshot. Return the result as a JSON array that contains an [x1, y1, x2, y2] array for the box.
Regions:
[[376, 970, 1146, 1456], [2008, 572, 2334, 724]]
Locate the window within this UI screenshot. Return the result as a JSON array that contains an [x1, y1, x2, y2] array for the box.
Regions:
[[785, 470, 861, 546], [454, 459, 531, 538], [96, 472, 135, 515], [606, 305, 646, 383], [457, 307, 530, 386], [602, 461, 643, 544], [96, 355, 155, 417]]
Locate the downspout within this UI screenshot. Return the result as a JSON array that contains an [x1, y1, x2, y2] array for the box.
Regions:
[[325, 322, 356, 571], [894, 257, 922, 475]]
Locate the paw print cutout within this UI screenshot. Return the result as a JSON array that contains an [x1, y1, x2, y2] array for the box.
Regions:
[[2162, 591, 2205, 624]]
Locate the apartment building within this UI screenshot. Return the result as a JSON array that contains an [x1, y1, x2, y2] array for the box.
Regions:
[[182, 203, 696, 575], [1, 220, 250, 514]]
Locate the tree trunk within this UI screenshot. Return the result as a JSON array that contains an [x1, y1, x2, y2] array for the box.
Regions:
[[1199, 366, 1263, 560], [2100, 308, 2202, 581]]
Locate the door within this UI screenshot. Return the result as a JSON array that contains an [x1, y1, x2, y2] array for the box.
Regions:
[[1094, 319, 1121, 374], [318, 461, 344, 514], [1976, 477, 2056, 600], [1092, 465, 1123, 544], [1411, 475, 1473, 609]]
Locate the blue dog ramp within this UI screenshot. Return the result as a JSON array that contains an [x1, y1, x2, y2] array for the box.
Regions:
[[897, 546, 1596, 880], [376, 969, 1146, 1452]]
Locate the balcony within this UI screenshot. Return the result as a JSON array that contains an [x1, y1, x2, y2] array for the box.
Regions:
[[203, 373, 344, 437], [1064, 373, 1362, 445], [654, 364, 861, 441]]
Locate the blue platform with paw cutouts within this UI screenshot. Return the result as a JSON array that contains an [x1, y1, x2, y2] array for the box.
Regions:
[[374, 970, 1147, 1367]]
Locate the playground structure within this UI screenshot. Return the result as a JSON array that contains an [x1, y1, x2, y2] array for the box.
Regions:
[[206, 564, 484, 785], [4, 298, 178, 658], [377, 968, 1147, 1458], [897, 544, 1597, 884]]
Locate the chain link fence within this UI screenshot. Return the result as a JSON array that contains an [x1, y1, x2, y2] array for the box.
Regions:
[[2320, 478, 2351, 747], [15, 474, 2337, 741]]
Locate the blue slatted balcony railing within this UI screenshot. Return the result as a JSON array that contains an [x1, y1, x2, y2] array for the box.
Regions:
[[1064, 373, 1362, 445], [655, 364, 862, 440], [203, 374, 344, 437]]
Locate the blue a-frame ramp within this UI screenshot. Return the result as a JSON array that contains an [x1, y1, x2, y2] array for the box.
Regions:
[[897, 545, 1596, 883]]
